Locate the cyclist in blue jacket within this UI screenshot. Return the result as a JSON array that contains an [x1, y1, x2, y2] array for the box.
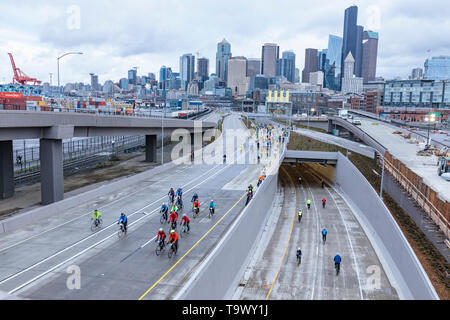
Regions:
[[334, 254, 341, 270], [118, 213, 128, 233]]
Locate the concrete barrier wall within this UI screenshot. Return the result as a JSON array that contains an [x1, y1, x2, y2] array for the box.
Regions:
[[335, 152, 438, 300], [177, 164, 279, 299]]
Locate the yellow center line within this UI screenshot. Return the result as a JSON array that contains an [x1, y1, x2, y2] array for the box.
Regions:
[[138, 191, 249, 300], [265, 166, 297, 300]]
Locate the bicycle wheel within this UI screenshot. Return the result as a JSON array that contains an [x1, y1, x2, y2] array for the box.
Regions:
[[155, 247, 161, 256], [160, 214, 166, 224], [98, 218, 103, 227], [91, 221, 96, 232], [118, 227, 125, 239], [168, 246, 174, 259]]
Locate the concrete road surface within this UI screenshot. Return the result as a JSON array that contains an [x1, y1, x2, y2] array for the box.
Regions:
[[235, 164, 399, 300]]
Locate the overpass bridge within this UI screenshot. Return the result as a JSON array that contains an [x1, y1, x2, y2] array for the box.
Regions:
[[0, 110, 216, 204], [0, 116, 439, 300]]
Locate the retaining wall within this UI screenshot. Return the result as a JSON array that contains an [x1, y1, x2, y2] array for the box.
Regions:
[[335, 152, 438, 300]]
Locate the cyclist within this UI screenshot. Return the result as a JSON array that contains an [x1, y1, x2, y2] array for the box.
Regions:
[[192, 198, 200, 212], [240, 144, 244, 152], [160, 202, 168, 219], [306, 198, 311, 209], [168, 187, 175, 203], [296, 248, 302, 264], [322, 228, 327, 243], [262, 166, 266, 177], [247, 184, 254, 196], [168, 229, 179, 253], [176, 187, 183, 200], [334, 254, 342, 273], [298, 177, 302, 185], [209, 200, 215, 215], [168, 210, 178, 229], [191, 192, 199, 203], [171, 203, 178, 214], [322, 198, 326, 208], [118, 212, 128, 233], [155, 228, 167, 246], [181, 214, 190, 232], [257, 175, 265, 187], [298, 210, 303, 222], [91, 209, 101, 227], [176, 194, 183, 208]]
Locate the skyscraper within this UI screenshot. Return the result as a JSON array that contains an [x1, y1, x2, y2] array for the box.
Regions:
[[247, 58, 261, 77], [302, 48, 318, 83], [180, 53, 195, 90], [341, 5, 359, 82], [280, 51, 296, 83], [325, 35, 343, 90], [361, 31, 379, 82], [197, 57, 209, 81], [90, 73, 99, 91], [424, 56, 450, 81], [227, 56, 249, 96], [216, 39, 232, 83], [261, 43, 279, 78], [354, 25, 364, 77], [341, 52, 363, 94], [128, 69, 137, 85], [411, 68, 423, 80]]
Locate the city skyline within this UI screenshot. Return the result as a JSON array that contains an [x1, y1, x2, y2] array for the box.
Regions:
[[0, 0, 449, 85]]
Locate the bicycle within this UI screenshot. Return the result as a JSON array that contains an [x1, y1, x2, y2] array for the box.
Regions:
[[90, 217, 103, 232], [335, 262, 340, 275], [322, 201, 326, 209], [297, 255, 302, 265], [160, 211, 168, 224], [155, 239, 165, 256], [176, 196, 183, 209], [168, 242, 177, 259], [192, 206, 199, 219], [168, 194, 175, 206], [322, 234, 327, 244], [208, 207, 214, 219], [245, 191, 253, 206], [117, 222, 126, 239], [298, 213, 302, 223], [169, 221, 177, 231], [180, 222, 189, 237]]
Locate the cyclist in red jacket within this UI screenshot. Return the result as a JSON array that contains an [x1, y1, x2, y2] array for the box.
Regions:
[[156, 228, 166, 244], [322, 198, 326, 208], [181, 214, 190, 232], [168, 210, 178, 229]]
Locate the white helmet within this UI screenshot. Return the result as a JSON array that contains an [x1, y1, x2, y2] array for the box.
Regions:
[[210, 199, 213, 202], [159, 228, 163, 232], [162, 202, 165, 206]]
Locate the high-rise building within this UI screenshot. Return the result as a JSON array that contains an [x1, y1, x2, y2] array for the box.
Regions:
[[180, 53, 195, 90], [197, 57, 209, 81], [119, 78, 129, 90], [325, 35, 343, 90], [247, 58, 261, 77], [341, 52, 363, 94], [128, 69, 137, 85], [159, 66, 173, 90], [295, 68, 300, 83], [318, 49, 328, 73], [361, 30, 379, 82], [280, 51, 296, 83], [148, 73, 156, 81], [90, 73, 99, 91], [261, 43, 279, 78], [341, 5, 359, 82], [227, 56, 249, 96], [216, 39, 232, 83], [309, 71, 324, 86], [411, 68, 423, 80], [302, 48, 318, 83], [354, 25, 364, 77], [424, 56, 450, 81]]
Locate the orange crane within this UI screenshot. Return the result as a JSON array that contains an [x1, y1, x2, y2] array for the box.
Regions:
[[7, 53, 41, 85]]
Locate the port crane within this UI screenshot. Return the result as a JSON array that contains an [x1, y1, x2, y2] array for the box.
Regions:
[[8, 53, 41, 85]]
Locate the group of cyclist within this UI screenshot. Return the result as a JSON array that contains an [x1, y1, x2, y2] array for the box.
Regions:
[[295, 176, 341, 274], [91, 210, 128, 234]]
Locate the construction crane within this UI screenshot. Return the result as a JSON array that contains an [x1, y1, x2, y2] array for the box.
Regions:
[[7, 53, 41, 86]]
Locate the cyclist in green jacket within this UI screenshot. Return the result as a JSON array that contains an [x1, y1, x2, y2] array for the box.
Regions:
[[306, 199, 311, 209], [91, 209, 101, 227]]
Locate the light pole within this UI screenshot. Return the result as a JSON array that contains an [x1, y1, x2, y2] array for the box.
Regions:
[[424, 113, 435, 150], [307, 107, 315, 130], [360, 144, 385, 199], [57, 52, 83, 109]]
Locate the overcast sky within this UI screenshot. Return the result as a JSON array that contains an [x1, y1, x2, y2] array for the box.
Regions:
[[0, 0, 449, 85]]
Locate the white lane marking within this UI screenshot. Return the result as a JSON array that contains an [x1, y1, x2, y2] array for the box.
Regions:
[[141, 236, 157, 248], [3, 165, 231, 293], [325, 186, 364, 300], [0, 164, 219, 253]]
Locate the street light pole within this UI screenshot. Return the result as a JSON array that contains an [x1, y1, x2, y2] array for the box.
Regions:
[[57, 52, 83, 110]]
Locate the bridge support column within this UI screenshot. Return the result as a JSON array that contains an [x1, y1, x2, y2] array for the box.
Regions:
[[145, 135, 157, 162], [327, 120, 333, 134], [0, 141, 15, 199], [40, 139, 64, 205]]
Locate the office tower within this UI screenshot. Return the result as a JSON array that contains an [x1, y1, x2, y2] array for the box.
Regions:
[[424, 56, 450, 80], [302, 48, 318, 83], [216, 39, 232, 82], [309, 71, 324, 86], [90, 73, 99, 91], [119, 78, 129, 90], [295, 68, 300, 83], [411, 68, 423, 80], [318, 49, 328, 73], [247, 58, 261, 77], [325, 35, 343, 90], [148, 73, 156, 81], [341, 5, 359, 81], [227, 56, 249, 96], [341, 52, 363, 94], [261, 43, 280, 78], [361, 31, 379, 82], [180, 53, 195, 90], [280, 51, 296, 83], [197, 57, 209, 81], [354, 25, 364, 77], [128, 69, 137, 85]]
